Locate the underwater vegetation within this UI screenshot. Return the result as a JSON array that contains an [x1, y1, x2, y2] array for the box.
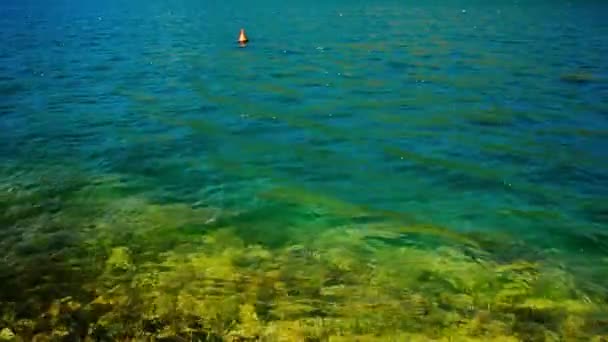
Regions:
[[1, 168, 608, 342]]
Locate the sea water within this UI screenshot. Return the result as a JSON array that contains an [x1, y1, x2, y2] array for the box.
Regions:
[[1, 0, 607, 340]]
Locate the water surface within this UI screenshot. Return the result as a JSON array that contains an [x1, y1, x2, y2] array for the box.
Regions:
[[1, 0, 607, 340]]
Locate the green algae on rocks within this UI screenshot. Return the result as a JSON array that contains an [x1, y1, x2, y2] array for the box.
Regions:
[[1, 169, 607, 341]]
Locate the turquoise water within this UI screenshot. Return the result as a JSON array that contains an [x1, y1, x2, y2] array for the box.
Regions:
[[1, 0, 608, 340]]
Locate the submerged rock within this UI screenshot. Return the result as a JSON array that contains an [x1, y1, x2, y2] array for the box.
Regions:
[[104, 247, 134, 274], [0, 328, 15, 341], [560, 72, 597, 84]]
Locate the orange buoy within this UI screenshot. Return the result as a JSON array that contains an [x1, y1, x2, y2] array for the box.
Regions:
[[238, 28, 248, 45]]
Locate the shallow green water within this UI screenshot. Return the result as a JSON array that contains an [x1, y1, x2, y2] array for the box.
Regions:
[[1, 0, 607, 340]]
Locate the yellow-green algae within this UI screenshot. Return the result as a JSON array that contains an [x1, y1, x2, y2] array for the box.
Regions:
[[78, 228, 608, 341], [1, 170, 608, 341]]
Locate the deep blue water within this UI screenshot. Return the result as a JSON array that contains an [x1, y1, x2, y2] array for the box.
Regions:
[[3, 0, 607, 245]]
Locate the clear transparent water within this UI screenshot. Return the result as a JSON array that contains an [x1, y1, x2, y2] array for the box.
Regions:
[[1, 0, 607, 340]]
